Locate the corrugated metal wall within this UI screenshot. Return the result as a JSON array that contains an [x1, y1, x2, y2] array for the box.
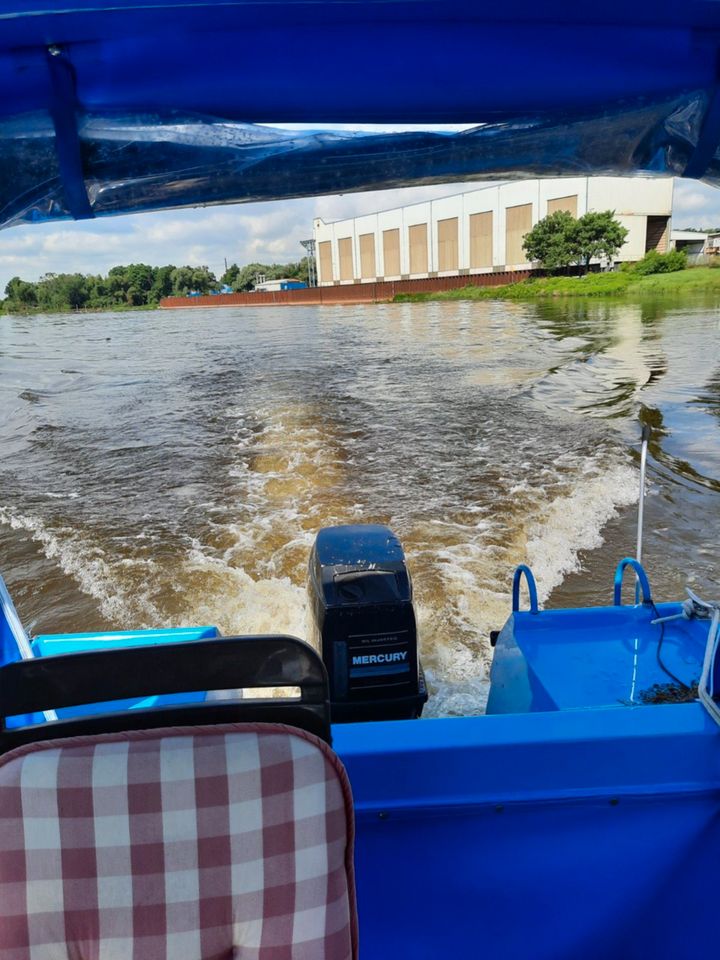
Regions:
[[160, 268, 534, 309]]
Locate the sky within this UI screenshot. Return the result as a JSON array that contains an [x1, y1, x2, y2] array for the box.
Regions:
[[0, 175, 718, 295]]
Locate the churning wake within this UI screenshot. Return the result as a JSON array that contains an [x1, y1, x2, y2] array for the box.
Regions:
[[0, 300, 655, 715]]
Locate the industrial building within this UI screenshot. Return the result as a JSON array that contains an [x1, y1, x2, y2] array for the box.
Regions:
[[313, 177, 674, 285]]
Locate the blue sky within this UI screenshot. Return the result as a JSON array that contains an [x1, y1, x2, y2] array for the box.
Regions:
[[0, 177, 717, 295]]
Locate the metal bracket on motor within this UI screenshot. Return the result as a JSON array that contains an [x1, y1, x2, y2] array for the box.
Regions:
[[512, 564, 539, 615], [613, 557, 653, 606]]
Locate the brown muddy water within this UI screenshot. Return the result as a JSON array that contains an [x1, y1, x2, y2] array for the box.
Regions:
[[1, 299, 718, 715]]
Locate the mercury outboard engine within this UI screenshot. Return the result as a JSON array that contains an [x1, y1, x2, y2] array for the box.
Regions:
[[308, 524, 427, 723]]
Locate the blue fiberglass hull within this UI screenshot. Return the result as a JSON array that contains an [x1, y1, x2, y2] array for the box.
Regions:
[[335, 705, 720, 960]]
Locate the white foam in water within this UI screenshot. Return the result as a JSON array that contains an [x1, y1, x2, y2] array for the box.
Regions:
[[0, 506, 167, 626], [0, 439, 639, 720], [416, 453, 639, 717], [180, 545, 308, 639], [526, 462, 638, 603]]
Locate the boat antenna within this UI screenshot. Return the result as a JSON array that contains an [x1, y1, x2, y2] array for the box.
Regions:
[[635, 423, 651, 602]]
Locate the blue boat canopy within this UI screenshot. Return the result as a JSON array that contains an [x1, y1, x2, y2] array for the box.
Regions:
[[2, 0, 720, 226]]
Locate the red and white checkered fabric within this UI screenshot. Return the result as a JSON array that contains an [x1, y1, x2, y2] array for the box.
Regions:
[[0, 722, 357, 960]]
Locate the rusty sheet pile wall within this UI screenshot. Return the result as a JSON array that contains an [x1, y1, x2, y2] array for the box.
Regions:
[[160, 269, 532, 309]]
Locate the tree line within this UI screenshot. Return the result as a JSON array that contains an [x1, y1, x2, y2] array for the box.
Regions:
[[2, 257, 311, 313]]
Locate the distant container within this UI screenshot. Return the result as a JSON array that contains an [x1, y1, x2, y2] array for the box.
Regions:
[[253, 278, 307, 292]]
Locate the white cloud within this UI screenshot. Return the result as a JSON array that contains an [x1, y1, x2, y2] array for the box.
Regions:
[[672, 179, 720, 227]]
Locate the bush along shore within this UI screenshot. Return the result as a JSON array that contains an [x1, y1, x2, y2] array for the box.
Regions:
[[394, 252, 720, 303]]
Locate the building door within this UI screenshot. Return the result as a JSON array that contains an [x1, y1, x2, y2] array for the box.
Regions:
[[318, 241, 333, 284], [408, 223, 428, 275], [359, 233, 376, 279], [338, 237, 354, 281], [382, 229, 401, 277], [505, 203, 532, 265], [645, 216, 670, 253], [437, 218, 459, 272], [469, 211, 493, 268]]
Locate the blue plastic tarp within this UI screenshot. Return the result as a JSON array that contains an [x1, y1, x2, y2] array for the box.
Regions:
[[1, 1, 720, 225]]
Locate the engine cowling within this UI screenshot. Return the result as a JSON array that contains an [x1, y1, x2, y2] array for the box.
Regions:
[[308, 524, 427, 723]]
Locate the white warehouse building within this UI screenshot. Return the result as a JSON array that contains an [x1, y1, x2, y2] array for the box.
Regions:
[[313, 177, 674, 285]]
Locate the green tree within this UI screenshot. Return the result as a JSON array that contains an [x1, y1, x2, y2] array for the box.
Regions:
[[190, 266, 216, 294], [572, 211, 628, 270], [232, 262, 268, 292], [148, 265, 176, 303], [105, 263, 156, 305], [35, 273, 90, 310], [125, 263, 155, 304], [522, 209, 628, 273], [170, 266, 196, 296], [1, 257, 304, 312], [279, 258, 310, 283], [221, 263, 240, 287], [62, 274, 89, 309], [522, 211, 577, 271], [4, 276, 38, 310]]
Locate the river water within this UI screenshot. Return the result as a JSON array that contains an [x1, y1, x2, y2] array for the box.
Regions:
[[1, 299, 719, 715]]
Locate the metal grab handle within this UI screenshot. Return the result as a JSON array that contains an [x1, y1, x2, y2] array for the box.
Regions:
[[613, 557, 653, 606], [512, 564, 539, 615]]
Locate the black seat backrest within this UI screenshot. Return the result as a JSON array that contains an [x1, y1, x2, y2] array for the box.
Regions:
[[0, 634, 330, 753]]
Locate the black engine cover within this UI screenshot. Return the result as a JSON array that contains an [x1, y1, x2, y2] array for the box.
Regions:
[[308, 524, 427, 722]]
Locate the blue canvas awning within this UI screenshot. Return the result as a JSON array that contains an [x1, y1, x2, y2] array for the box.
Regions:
[[1, 1, 720, 226]]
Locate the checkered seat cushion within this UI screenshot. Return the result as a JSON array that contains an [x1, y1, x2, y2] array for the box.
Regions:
[[0, 722, 357, 960]]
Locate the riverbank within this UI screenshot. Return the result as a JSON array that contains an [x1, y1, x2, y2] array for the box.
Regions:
[[0, 302, 158, 316], [393, 266, 720, 302], [7, 265, 720, 314]]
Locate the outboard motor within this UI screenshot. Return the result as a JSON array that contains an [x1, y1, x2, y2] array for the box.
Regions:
[[308, 524, 427, 723]]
